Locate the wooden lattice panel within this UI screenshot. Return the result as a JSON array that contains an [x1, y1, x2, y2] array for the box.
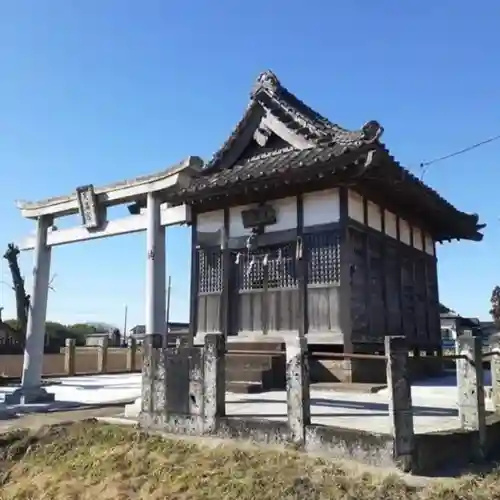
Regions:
[[198, 247, 222, 294], [306, 230, 341, 285]]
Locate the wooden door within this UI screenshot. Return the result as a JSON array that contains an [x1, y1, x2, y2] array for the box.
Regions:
[[234, 242, 299, 336]]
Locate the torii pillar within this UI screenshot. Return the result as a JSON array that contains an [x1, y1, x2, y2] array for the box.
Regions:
[[5, 215, 55, 404], [145, 191, 166, 338]]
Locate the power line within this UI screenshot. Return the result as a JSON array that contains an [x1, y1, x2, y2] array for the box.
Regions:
[[419, 132, 500, 180]]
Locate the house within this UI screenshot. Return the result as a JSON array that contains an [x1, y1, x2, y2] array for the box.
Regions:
[[129, 322, 189, 344], [159, 70, 484, 382], [84, 325, 122, 347], [439, 303, 494, 349]]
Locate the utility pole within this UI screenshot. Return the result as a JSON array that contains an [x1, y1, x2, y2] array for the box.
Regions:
[[165, 275, 172, 344], [123, 304, 128, 344]]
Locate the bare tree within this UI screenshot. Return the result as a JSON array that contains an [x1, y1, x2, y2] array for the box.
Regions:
[[490, 285, 500, 329], [2, 244, 30, 337], [0, 243, 57, 342]]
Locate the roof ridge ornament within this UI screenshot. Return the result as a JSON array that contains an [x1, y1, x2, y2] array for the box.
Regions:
[[361, 120, 384, 143], [251, 70, 280, 97]]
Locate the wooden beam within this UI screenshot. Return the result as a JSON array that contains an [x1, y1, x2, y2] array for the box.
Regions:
[[220, 208, 231, 338], [380, 207, 389, 336], [296, 194, 308, 337], [338, 187, 353, 353], [395, 216, 405, 338], [19, 204, 190, 250], [362, 197, 371, 338]]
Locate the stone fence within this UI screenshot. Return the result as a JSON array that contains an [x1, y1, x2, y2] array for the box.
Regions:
[[137, 333, 500, 475]]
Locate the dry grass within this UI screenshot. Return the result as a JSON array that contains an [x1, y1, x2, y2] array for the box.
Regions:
[[0, 420, 498, 499]]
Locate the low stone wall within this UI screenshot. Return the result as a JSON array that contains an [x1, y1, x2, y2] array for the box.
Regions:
[[0, 345, 142, 379]]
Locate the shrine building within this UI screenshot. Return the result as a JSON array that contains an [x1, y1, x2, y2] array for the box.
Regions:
[[164, 70, 484, 362]]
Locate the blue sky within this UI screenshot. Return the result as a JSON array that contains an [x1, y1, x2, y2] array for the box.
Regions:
[[0, 1, 499, 329]]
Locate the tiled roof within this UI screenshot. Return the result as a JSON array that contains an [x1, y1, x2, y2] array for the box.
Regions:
[[187, 143, 355, 194], [174, 70, 484, 241], [203, 70, 383, 173]]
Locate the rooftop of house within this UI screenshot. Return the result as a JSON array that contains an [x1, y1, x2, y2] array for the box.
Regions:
[[165, 70, 484, 242], [129, 322, 189, 337]]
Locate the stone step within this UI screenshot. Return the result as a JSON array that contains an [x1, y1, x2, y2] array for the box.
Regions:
[[226, 341, 284, 353], [226, 368, 266, 383], [225, 354, 276, 370], [226, 381, 263, 394]]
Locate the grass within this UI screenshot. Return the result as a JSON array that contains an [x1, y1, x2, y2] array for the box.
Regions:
[[0, 420, 499, 499]]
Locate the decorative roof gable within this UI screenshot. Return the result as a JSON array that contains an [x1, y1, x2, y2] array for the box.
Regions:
[[203, 70, 384, 173]]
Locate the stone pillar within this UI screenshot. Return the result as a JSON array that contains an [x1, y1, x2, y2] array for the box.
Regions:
[[456, 334, 486, 459], [286, 336, 311, 444], [203, 333, 226, 433], [5, 215, 54, 404], [97, 336, 109, 374], [64, 338, 76, 376], [139, 333, 165, 421], [385, 336, 414, 472], [489, 333, 500, 413], [127, 337, 138, 372], [126, 192, 166, 417]]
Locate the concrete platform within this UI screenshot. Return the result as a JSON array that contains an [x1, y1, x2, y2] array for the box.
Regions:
[[0, 372, 494, 435]]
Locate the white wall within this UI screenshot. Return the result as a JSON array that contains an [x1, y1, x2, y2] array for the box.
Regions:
[[303, 188, 340, 227], [197, 189, 341, 239], [347, 189, 435, 256], [197, 209, 224, 234]]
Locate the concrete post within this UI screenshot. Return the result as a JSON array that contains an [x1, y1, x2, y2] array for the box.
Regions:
[[127, 337, 138, 372], [5, 215, 54, 404], [64, 338, 76, 376], [203, 333, 226, 433], [285, 336, 311, 444], [385, 336, 414, 472], [97, 336, 109, 374], [456, 334, 486, 459], [489, 333, 500, 413]]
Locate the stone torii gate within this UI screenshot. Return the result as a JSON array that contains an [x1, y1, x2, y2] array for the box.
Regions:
[[6, 156, 202, 404]]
